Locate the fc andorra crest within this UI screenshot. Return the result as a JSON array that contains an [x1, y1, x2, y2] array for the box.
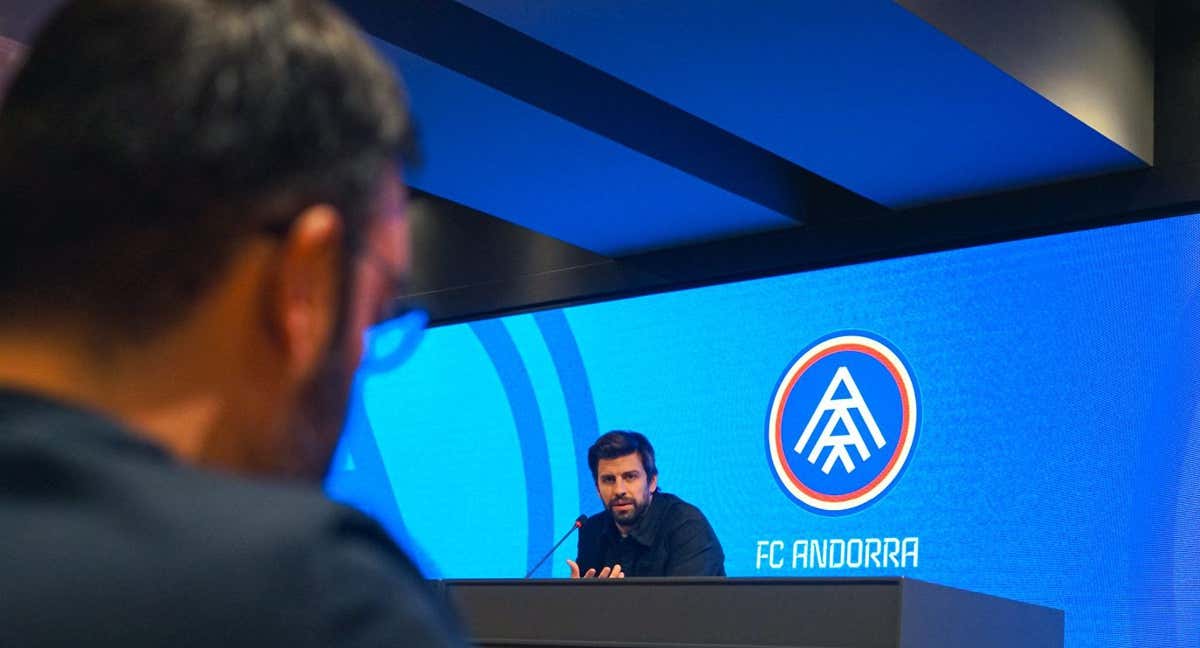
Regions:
[[767, 333, 918, 513]]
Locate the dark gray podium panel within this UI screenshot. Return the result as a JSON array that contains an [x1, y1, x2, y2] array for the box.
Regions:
[[440, 578, 1063, 648]]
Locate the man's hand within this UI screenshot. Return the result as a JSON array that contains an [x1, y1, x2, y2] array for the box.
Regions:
[[566, 560, 624, 579]]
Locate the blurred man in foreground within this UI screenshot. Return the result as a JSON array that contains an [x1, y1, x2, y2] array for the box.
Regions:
[[570, 431, 725, 578], [0, 0, 460, 645]]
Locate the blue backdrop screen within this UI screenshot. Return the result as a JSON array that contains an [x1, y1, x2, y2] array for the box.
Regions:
[[327, 213, 1200, 647]]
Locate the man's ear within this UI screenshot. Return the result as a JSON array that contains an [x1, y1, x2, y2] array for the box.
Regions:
[[269, 204, 344, 382], [649, 474, 658, 494]]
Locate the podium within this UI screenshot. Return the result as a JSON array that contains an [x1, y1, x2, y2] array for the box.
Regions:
[[440, 578, 1063, 648]]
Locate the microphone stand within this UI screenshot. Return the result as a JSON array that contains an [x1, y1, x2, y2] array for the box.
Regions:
[[524, 514, 587, 578]]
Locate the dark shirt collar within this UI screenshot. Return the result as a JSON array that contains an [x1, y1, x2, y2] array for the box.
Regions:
[[601, 491, 673, 547], [0, 386, 171, 462]]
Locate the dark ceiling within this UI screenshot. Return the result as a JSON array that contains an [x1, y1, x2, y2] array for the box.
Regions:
[[325, 1, 1200, 324], [3, 1, 1198, 324], [341, 0, 1148, 258]]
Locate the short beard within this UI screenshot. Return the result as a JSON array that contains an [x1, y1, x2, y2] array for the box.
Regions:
[[609, 495, 651, 528], [276, 341, 356, 481], [275, 250, 359, 483]]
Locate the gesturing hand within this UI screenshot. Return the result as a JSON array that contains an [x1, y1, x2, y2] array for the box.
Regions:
[[566, 560, 625, 579]]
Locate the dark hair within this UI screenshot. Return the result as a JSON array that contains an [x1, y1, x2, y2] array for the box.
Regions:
[[587, 430, 658, 482], [0, 0, 410, 339]]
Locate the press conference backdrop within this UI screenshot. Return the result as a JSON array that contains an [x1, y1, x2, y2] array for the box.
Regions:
[[327, 212, 1200, 648]]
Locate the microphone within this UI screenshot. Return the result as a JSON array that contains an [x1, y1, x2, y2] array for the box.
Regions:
[[524, 514, 587, 579]]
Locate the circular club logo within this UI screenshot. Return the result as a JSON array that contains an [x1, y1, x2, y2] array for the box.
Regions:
[[767, 333, 918, 513]]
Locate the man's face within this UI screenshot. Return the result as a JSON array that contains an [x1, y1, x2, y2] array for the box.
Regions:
[[279, 170, 410, 481], [595, 452, 657, 530]]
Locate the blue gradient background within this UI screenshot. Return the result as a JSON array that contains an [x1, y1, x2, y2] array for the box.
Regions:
[[328, 213, 1200, 647]]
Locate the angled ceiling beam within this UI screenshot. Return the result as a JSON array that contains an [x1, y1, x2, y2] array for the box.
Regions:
[[406, 190, 666, 324], [336, 0, 886, 224], [620, 161, 1200, 287], [898, 0, 1154, 164]]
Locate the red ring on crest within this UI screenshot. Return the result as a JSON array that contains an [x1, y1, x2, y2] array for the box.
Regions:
[[771, 343, 911, 503]]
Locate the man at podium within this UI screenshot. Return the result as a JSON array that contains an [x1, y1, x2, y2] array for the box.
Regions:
[[568, 431, 725, 577]]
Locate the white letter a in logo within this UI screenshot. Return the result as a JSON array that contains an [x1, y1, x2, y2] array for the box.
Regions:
[[793, 366, 886, 475]]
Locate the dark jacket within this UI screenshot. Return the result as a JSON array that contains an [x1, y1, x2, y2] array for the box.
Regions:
[[576, 491, 725, 577], [0, 389, 463, 647]]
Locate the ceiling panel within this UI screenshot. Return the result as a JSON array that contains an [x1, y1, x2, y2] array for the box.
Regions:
[[378, 39, 796, 255], [454, 0, 1145, 208]]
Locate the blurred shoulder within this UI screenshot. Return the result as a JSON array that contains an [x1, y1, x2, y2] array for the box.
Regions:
[[135, 463, 463, 645]]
